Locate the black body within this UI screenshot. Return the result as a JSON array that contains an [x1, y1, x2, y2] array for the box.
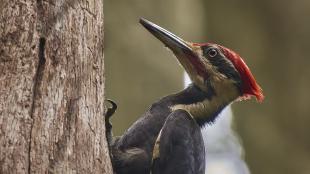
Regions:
[[110, 84, 220, 174]]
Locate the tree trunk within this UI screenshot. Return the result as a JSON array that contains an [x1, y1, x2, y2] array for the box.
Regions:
[[0, 0, 112, 173]]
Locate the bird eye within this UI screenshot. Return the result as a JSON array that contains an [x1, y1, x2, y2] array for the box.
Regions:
[[207, 48, 218, 57]]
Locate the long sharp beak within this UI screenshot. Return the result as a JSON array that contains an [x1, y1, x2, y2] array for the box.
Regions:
[[139, 18, 206, 83], [139, 18, 194, 57]]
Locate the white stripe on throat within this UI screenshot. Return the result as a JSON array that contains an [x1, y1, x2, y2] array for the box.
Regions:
[[170, 74, 239, 120]]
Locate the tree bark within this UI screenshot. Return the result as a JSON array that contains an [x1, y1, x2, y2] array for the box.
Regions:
[[0, 0, 112, 173]]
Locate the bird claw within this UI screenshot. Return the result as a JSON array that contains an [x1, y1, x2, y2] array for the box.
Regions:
[[105, 99, 118, 155], [106, 99, 118, 120]]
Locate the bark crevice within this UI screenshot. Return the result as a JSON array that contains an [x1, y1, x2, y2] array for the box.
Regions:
[[28, 37, 46, 173]]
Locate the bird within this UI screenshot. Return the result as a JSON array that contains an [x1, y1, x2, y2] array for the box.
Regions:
[[105, 18, 264, 174]]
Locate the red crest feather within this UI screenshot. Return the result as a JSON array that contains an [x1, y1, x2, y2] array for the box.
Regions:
[[217, 45, 264, 102]]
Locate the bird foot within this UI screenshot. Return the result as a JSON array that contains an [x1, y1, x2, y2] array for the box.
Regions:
[[105, 99, 118, 152]]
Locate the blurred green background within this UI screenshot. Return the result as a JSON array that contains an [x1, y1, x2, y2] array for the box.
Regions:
[[105, 0, 310, 174]]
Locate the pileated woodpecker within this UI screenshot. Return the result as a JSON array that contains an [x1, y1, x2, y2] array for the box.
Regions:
[[106, 18, 264, 174]]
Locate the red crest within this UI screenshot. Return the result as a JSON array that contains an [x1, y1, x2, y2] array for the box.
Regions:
[[217, 45, 264, 102]]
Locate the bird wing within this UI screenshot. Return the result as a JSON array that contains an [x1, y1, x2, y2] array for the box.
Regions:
[[151, 109, 205, 174], [112, 146, 149, 174]]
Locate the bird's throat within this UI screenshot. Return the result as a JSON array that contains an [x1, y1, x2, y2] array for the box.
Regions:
[[168, 83, 239, 126]]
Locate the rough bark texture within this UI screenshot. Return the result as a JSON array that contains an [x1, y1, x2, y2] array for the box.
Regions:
[[0, 0, 112, 173]]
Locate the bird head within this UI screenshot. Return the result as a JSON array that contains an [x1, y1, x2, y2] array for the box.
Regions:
[[140, 18, 264, 102]]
